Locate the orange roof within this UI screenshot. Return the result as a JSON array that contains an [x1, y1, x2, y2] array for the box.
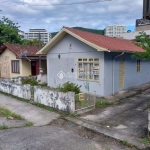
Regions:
[[0, 43, 42, 56], [64, 27, 145, 53]]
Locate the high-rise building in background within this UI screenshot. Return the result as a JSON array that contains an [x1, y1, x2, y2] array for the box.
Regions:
[[24, 29, 51, 44], [136, 0, 150, 31], [104, 24, 127, 37]]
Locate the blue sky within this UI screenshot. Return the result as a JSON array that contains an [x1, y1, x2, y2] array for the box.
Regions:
[[127, 25, 135, 32], [0, 0, 142, 32]]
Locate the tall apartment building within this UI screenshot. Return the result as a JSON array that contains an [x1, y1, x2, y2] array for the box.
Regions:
[[105, 24, 127, 37], [25, 29, 51, 44]]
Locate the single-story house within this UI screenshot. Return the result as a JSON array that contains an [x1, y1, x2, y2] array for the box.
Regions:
[[0, 43, 47, 78], [37, 27, 148, 96]]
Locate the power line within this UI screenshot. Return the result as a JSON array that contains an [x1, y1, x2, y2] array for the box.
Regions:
[[0, 0, 111, 6]]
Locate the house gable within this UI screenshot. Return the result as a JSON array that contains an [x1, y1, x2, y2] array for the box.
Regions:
[[47, 34, 105, 96]]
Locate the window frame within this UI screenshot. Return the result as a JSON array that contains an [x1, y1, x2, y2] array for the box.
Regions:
[[11, 60, 20, 74], [77, 58, 100, 82], [137, 59, 141, 73]]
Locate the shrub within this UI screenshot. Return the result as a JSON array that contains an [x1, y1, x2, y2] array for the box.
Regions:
[[22, 76, 38, 86], [58, 82, 81, 94]]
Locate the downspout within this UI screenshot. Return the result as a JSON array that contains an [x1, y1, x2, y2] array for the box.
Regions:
[[112, 52, 124, 95]]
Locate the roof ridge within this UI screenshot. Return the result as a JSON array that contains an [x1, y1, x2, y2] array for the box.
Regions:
[[64, 26, 134, 43]]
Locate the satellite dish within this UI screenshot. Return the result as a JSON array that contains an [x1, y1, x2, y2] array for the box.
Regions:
[[21, 50, 28, 57]]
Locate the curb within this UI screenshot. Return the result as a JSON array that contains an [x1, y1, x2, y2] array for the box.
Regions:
[[65, 117, 146, 150]]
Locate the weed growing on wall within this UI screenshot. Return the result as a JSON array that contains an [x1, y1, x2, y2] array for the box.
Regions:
[[58, 82, 81, 94]]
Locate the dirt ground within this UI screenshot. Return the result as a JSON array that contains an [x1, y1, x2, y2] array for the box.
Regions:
[[50, 118, 139, 150]]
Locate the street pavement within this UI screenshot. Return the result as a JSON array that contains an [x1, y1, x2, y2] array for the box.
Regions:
[[0, 126, 102, 150]]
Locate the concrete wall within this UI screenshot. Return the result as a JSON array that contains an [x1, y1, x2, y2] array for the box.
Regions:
[[0, 80, 31, 100], [47, 34, 105, 96], [104, 52, 150, 95], [34, 86, 75, 113]]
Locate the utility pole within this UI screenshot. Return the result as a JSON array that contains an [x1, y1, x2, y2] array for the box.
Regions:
[[38, 32, 43, 75]]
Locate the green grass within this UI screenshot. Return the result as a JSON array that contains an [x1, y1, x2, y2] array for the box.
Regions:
[[0, 106, 23, 120], [25, 122, 33, 127], [141, 138, 150, 146], [0, 124, 8, 130], [95, 101, 114, 108], [122, 140, 134, 148]]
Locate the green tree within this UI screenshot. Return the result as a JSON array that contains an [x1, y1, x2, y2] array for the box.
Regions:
[[132, 31, 150, 60], [22, 38, 45, 47], [0, 16, 21, 46]]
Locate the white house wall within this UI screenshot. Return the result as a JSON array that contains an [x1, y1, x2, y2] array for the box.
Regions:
[[47, 34, 105, 96]]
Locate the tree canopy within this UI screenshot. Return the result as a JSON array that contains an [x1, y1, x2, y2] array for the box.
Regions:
[[51, 26, 104, 38], [0, 16, 22, 46], [132, 32, 150, 60], [22, 38, 45, 47]]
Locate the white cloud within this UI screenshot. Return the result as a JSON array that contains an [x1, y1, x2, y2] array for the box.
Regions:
[[0, 0, 143, 32]]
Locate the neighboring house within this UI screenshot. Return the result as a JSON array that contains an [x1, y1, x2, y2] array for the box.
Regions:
[[0, 43, 47, 78], [37, 27, 147, 96]]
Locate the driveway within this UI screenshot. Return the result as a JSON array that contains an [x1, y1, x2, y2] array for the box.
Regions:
[[0, 94, 60, 126], [81, 88, 150, 140], [0, 126, 102, 150]]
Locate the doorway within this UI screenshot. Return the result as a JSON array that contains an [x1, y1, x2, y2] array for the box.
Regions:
[[119, 59, 125, 88], [31, 61, 39, 76]]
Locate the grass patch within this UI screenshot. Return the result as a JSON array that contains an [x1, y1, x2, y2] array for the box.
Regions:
[[141, 138, 150, 146], [122, 140, 135, 148], [0, 106, 23, 120], [31, 102, 54, 112], [95, 101, 114, 108], [25, 122, 33, 127], [0, 124, 8, 130]]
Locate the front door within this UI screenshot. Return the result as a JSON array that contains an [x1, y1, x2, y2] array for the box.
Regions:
[[31, 61, 39, 76], [119, 59, 125, 88]]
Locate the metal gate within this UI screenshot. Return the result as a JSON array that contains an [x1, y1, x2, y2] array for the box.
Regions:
[[30, 86, 34, 100], [75, 92, 96, 113]]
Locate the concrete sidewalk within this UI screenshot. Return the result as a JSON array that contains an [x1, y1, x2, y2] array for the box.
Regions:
[[0, 94, 60, 126]]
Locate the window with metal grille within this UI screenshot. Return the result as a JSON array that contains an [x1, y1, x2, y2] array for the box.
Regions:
[[77, 58, 100, 82], [137, 59, 141, 73], [11, 60, 20, 73]]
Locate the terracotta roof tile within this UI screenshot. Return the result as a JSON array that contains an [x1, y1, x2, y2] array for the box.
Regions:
[[1, 43, 40, 56], [64, 27, 145, 53]]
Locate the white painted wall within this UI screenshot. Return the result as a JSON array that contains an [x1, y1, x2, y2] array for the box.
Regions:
[[34, 86, 75, 113], [0, 80, 31, 100]]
